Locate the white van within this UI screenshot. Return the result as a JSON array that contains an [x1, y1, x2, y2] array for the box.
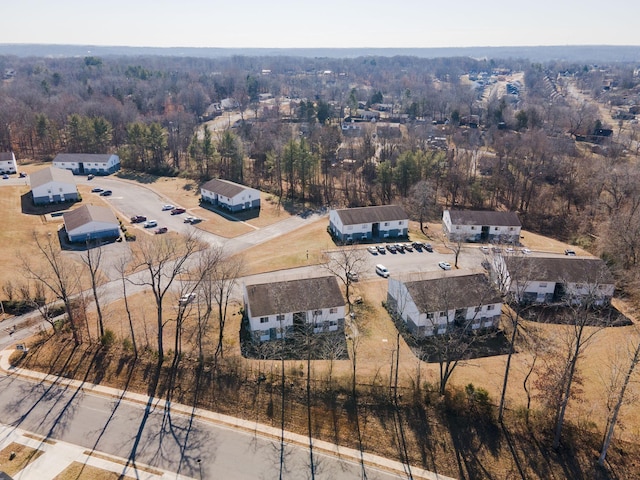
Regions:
[[375, 264, 390, 278]]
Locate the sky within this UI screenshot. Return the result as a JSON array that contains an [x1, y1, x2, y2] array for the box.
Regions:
[[2, 0, 639, 49]]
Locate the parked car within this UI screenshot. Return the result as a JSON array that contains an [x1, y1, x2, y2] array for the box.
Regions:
[[411, 242, 423, 251], [438, 261, 452, 270], [170, 207, 186, 215], [347, 271, 359, 282], [377, 245, 386, 254], [394, 243, 405, 252], [19, 172, 27, 178], [367, 246, 378, 255], [2, 174, 8, 180], [521, 248, 532, 254], [155, 226, 168, 234], [99, 190, 112, 196], [375, 264, 390, 278], [91, 187, 103, 193], [505, 247, 515, 253], [87, 174, 95, 180], [130, 215, 147, 223], [386, 244, 397, 253], [492, 246, 502, 253], [565, 249, 576, 256], [161, 204, 175, 211], [179, 292, 196, 305], [479, 245, 490, 253], [423, 243, 433, 252], [143, 220, 158, 228], [403, 243, 413, 252]]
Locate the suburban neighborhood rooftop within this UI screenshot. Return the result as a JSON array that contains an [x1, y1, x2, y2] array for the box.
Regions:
[[201, 178, 251, 198], [447, 210, 522, 226], [505, 256, 614, 284], [63, 204, 118, 232], [245, 276, 344, 317], [334, 204, 407, 225]]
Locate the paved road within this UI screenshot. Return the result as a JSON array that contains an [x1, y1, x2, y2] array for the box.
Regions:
[[0, 369, 419, 480]]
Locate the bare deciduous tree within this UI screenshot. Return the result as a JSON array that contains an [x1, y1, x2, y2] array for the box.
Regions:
[[22, 232, 82, 345]]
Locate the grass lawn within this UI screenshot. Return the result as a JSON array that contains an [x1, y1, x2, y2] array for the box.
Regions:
[[53, 462, 120, 480], [0, 442, 44, 476]]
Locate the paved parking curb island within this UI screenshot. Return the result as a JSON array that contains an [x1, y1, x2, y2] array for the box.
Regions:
[[0, 349, 456, 480]]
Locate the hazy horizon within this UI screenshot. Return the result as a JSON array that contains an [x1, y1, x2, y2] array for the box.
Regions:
[[3, 0, 639, 50]]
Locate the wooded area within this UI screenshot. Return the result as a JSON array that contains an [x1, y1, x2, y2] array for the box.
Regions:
[[3, 51, 640, 478]]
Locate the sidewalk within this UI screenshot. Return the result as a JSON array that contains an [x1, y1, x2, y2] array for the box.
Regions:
[[0, 348, 455, 480], [0, 424, 191, 480]]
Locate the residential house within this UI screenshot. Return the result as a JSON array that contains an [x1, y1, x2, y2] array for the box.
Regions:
[[0, 152, 17, 174], [63, 205, 120, 243], [387, 271, 503, 336], [30, 167, 79, 205], [329, 205, 408, 243], [200, 178, 260, 212], [53, 153, 120, 175], [243, 276, 346, 342], [443, 209, 521, 244], [502, 256, 615, 306]]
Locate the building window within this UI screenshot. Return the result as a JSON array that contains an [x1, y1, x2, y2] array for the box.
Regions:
[[398, 221, 403, 225], [260, 317, 269, 324], [276, 314, 285, 322], [455, 226, 460, 230], [439, 311, 446, 317], [329, 320, 337, 327], [487, 305, 494, 311], [313, 309, 323, 316], [494, 227, 499, 231], [329, 308, 337, 314], [384, 222, 389, 226], [471, 226, 476, 230], [509, 227, 515, 231], [475, 306, 481, 312], [539, 282, 547, 288], [426, 312, 434, 319], [576, 284, 584, 289]]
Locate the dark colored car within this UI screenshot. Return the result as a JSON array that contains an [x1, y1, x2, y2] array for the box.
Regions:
[[386, 244, 397, 253], [130, 215, 147, 223], [155, 226, 168, 234], [412, 242, 423, 251], [170, 207, 186, 215], [423, 243, 433, 252], [91, 187, 103, 193], [99, 190, 112, 196]]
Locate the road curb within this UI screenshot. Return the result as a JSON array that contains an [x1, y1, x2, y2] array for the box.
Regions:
[[0, 348, 455, 480]]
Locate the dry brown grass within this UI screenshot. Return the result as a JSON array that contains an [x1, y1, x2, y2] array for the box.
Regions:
[[53, 462, 120, 480], [232, 216, 331, 275], [0, 442, 44, 476]]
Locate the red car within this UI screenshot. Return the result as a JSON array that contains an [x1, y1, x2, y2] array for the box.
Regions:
[[170, 208, 186, 215], [130, 215, 147, 223], [155, 227, 168, 234]]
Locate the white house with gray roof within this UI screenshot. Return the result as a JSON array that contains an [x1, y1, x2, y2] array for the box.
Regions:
[[53, 153, 120, 175], [387, 271, 503, 336], [63, 205, 120, 243], [443, 209, 521, 244], [30, 167, 79, 205], [501, 256, 614, 306], [329, 205, 408, 243], [0, 152, 17, 174], [243, 276, 345, 342], [200, 178, 260, 212]]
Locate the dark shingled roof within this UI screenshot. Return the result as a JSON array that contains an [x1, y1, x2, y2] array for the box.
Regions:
[[448, 210, 521, 227], [505, 256, 614, 285], [30, 166, 75, 189], [403, 272, 502, 312], [335, 205, 408, 226], [201, 178, 250, 198], [0, 151, 14, 161], [63, 205, 118, 232], [246, 276, 344, 317], [54, 153, 115, 164]]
